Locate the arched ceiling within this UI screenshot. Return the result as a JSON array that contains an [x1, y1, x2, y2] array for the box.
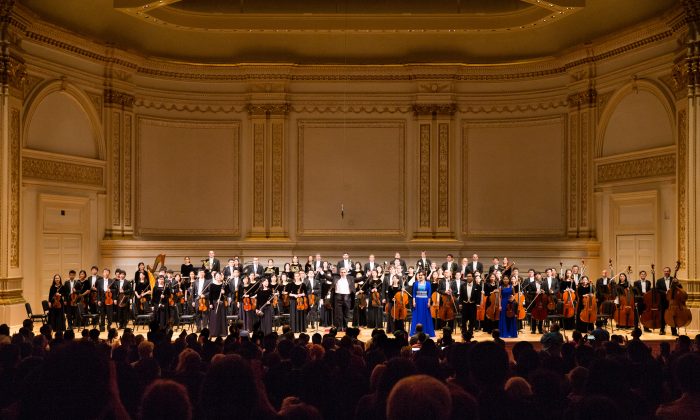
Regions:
[[18, 0, 678, 64]]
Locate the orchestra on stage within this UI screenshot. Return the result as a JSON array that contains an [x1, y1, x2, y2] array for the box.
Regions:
[[45, 251, 692, 338]]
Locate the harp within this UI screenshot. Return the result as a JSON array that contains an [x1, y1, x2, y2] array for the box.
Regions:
[[146, 254, 166, 290]]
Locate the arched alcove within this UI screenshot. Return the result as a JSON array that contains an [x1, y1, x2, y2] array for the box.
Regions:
[[24, 84, 103, 160], [599, 83, 673, 157]]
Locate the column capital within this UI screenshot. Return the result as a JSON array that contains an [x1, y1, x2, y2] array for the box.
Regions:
[[567, 88, 597, 109]]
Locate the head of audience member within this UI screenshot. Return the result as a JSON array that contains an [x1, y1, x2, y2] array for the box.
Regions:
[[386, 374, 452, 420]]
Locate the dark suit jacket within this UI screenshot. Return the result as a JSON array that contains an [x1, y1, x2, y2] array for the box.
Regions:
[[442, 261, 459, 273], [245, 264, 265, 277], [203, 258, 221, 273], [97, 278, 115, 304], [543, 277, 560, 295], [222, 266, 239, 279], [337, 260, 354, 272], [192, 278, 212, 298], [364, 262, 380, 275], [633, 279, 652, 296], [466, 261, 484, 276], [459, 283, 482, 305], [305, 276, 322, 296], [415, 258, 432, 272]]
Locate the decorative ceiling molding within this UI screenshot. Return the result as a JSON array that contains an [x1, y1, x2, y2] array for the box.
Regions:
[[110, 0, 585, 35]]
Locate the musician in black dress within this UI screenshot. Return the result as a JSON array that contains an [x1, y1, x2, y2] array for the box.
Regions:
[[318, 263, 334, 327], [134, 271, 151, 316], [353, 271, 367, 327], [576, 276, 595, 333], [152, 276, 172, 330], [386, 274, 406, 332], [482, 273, 499, 333], [240, 274, 258, 331], [48, 274, 66, 332], [559, 269, 577, 330], [367, 271, 385, 329], [255, 277, 274, 334], [180, 257, 195, 278], [290, 256, 303, 276], [208, 272, 228, 337], [287, 272, 307, 333]]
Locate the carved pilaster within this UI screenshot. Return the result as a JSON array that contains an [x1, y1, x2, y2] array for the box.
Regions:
[[9, 108, 19, 268], [418, 123, 431, 230], [252, 122, 265, 230], [567, 87, 597, 238], [437, 123, 449, 229], [679, 110, 688, 271], [248, 103, 288, 238]]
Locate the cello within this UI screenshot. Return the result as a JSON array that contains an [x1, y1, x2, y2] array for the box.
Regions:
[[640, 263, 662, 329], [476, 291, 486, 321], [530, 287, 549, 323], [486, 288, 502, 321], [579, 281, 597, 325], [664, 260, 692, 329], [613, 267, 635, 328], [562, 288, 576, 319]]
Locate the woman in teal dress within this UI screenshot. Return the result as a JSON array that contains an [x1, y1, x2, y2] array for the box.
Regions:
[[410, 271, 436, 337]]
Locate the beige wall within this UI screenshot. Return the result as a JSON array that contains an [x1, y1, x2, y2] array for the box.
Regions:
[[3, 3, 696, 324]]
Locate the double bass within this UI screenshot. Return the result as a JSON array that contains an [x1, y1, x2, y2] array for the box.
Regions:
[[530, 288, 549, 323], [640, 264, 662, 329], [476, 291, 486, 321], [664, 261, 692, 328]]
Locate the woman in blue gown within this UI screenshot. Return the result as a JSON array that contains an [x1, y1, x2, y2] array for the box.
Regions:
[[410, 271, 436, 337], [498, 275, 518, 338]]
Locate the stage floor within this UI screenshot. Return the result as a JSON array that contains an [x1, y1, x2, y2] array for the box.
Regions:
[[9, 323, 695, 357]]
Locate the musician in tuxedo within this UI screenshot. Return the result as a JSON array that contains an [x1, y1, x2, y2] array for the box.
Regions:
[[465, 254, 484, 277], [633, 270, 653, 332], [326, 266, 356, 331], [543, 268, 560, 296], [488, 257, 501, 276], [337, 253, 353, 273], [112, 269, 133, 329], [459, 273, 481, 337], [82, 265, 102, 318], [245, 257, 265, 279], [223, 259, 238, 279], [656, 266, 678, 336], [438, 271, 457, 330], [364, 254, 380, 275], [453, 271, 464, 303], [305, 269, 322, 328], [312, 254, 324, 273], [415, 251, 431, 273], [203, 250, 220, 279], [97, 268, 114, 332], [60, 270, 82, 329], [595, 269, 615, 315], [524, 273, 545, 334], [191, 269, 212, 332], [442, 254, 459, 273]]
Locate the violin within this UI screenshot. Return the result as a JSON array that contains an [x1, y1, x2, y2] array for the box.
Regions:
[[664, 260, 692, 328], [640, 263, 662, 329], [371, 287, 382, 308], [52, 293, 63, 309], [70, 289, 79, 307], [198, 295, 207, 312], [356, 275, 368, 310], [295, 283, 307, 311]]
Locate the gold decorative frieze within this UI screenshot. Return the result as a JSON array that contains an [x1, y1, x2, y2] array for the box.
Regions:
[[567, 88, 597, 108], [459, 101, 568, 114], [135, 99, 244, 113], [247, 103, 290, 116], [437, 123, 449, 228], [596, 154, 676, 184], [22, 156, 104, 187], [9, 108, 19, 268], [104, 89, 135, 109], [413, 103, 457, 116], [0, 289, 24, 305], [419, 124, 431, 228]]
